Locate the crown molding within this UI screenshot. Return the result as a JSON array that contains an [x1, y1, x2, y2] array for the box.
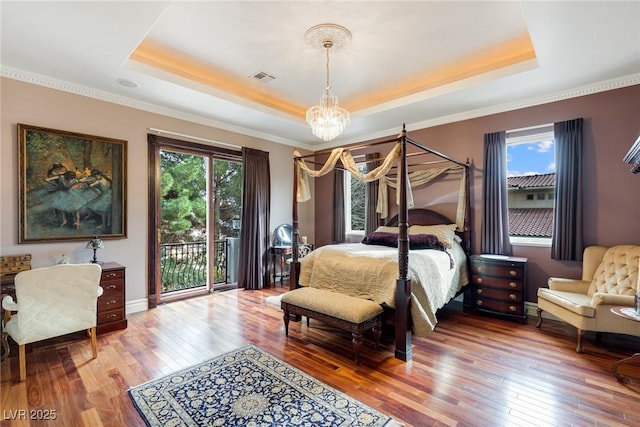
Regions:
[[0, 67, 309, 149], [323, 73, 640, 150], [3, 67, 638, 153]]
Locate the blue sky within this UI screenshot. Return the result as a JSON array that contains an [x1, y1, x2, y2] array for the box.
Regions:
[[507, 140, 555, 177]]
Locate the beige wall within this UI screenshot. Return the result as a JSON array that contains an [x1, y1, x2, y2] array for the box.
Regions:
[[0, 78, 314, 308], [313, 85, 640, 302]]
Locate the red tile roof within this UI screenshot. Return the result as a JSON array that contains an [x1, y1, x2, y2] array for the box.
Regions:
[[508, 208, 553, 237], [508, 173, 555, 189]]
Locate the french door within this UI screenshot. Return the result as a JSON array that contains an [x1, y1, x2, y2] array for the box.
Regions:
[[147, 134, 242, 307]]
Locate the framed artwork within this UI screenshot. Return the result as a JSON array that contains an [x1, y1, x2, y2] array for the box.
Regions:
[[18, 124, 127, 243]]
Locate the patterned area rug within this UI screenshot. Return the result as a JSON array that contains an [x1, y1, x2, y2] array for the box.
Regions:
[[128, 345, 402, 426]]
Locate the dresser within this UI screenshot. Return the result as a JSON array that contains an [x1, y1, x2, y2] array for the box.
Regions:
[[97, 262, 128, 333], [470, 254, 528, 324]]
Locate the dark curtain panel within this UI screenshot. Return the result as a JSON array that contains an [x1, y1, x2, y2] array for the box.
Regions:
[[552, 118, 583, 261], [481, 131, 512, 255], [333, 169, 345, 243], [238, 148, 271, 289], [365, 153, 381, 235]]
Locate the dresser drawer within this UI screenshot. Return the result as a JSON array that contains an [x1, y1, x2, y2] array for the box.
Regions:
[[100, 279, 124, 297], [474, 286, 523, 302], [471, 263, 524, 279], [98, 292, 124, 312], [98, 308, 125, 324], [101, 268, 125, 281], [475, 297, 525, 315], [471, 275, 523, 291]]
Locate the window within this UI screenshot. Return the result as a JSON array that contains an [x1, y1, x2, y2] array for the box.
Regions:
[[506, 125, 555, 246], [345, 168, 366, 236]]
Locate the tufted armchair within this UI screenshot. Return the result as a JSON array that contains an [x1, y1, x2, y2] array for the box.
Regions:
[[536, 245, 640, 353], [1, 263, 103, 381]]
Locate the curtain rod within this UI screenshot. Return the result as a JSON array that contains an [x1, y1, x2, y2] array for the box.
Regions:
[[148, 128, 242, 150]]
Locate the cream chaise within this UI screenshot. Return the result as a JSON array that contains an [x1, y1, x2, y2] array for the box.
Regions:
[[536, 245, 640, 353]]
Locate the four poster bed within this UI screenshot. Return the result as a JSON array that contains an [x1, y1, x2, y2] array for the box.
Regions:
[[289, 126, 472, 362]]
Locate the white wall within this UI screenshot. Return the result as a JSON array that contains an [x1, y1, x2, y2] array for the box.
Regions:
[[0, 78, 314, 310]]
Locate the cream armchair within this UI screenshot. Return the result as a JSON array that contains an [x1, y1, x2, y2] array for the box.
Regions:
[[1, 263, 103, 381], [536, 245, 640, 353]]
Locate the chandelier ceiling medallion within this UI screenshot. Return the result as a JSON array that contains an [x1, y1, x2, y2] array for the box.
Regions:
[[304, 23, 352, 142]]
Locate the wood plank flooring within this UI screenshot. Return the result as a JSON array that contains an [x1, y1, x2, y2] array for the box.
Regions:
[[2, 286, 640, 426]]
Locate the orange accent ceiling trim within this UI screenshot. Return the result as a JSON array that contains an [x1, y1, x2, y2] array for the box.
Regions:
[[130, 34, 536, 119], [344, 34, 537, 111], [130, 40, 307, 118]]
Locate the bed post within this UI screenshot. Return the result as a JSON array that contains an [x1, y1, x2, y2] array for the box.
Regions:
[[291, 157, 300, 290], [395, 125, 412, 361]]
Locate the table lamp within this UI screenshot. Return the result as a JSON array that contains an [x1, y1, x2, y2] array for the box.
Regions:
[[86, 236, 104, 264]]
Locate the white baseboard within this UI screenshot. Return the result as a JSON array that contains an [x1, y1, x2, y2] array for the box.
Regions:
[[126, 298, 148, 315]]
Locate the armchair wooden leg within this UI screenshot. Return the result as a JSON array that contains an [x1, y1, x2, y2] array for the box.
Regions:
[[536, 308, 543, 328], [576, 329, 585, 353], [18, 344, 26, 381], [1, 331, 9, 362], [89, 327, 98, 359]]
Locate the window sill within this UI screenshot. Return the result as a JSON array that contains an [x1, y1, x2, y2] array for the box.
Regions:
[[509, 236, 552, 247]]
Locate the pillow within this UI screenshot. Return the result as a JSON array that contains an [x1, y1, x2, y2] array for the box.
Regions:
[[362, 231, 398, 248], [408, 233, 446, 251], [408, 224, 457, 248], [375, 226, 399, 233]]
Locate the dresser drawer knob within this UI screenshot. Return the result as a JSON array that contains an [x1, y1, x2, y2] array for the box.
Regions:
[[476, 266, 483, 272], [509, 270, 517, 277], [476, 277, 483, 284], [476, 300, 483, 306], [509, 294, 517, 300], [106, 284, 117, 290], [509, 305, 517, 312], [106, 272, 117, 278], [107, 314, 117, 319], [106, 299, 117, 305], [509, 282, 517, 288], [476, 289, 483, 294]]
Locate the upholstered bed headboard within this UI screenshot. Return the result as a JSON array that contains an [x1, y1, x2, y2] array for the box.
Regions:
[[384, 208, 453, 228], [384, 208, 470, 255]]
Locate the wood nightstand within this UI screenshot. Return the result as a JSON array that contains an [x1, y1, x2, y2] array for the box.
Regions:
[[470, 254, 528, 324], [97, 262, 128, 334]]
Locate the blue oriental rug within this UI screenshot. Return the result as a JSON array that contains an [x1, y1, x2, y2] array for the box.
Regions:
[[128, 345, 402, 426]]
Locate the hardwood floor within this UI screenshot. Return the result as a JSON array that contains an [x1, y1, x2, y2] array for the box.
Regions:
[[2, 285, 639, 426]]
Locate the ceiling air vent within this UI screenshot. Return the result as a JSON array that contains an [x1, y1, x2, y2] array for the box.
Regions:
[[250, 71, 276, 83]]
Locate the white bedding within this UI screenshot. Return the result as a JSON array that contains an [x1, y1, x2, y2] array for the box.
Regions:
[[298, 240, 468, 336]]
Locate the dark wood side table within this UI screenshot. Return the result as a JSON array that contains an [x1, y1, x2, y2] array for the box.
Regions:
[[470, 254, 528, 324], [271, 246, 292, 284], [610, 306, 640, 383], [97, 262, 128, 334]]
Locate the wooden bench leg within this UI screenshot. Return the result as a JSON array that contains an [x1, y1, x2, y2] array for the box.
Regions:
[[372, 318, 382, 348], [283, 310, 290, 337], [352, 332, 363, 364]]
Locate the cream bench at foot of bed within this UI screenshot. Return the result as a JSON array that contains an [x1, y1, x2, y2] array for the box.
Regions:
[[281, 287, 384, 364]]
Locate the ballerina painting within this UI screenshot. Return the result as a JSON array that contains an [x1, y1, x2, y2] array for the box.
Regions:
[[18, 124, 127, 242]]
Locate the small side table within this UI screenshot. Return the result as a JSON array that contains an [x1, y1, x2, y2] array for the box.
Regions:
[[610, 306, 640, 383]]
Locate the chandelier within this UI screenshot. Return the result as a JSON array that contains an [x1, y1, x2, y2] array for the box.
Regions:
[[304, 24, 351, 142]]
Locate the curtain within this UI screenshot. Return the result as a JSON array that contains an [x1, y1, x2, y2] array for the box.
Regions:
[[333, 169, 345, 243], [552, 118, 583, 261], [365, 153, 380, 235], [238, 148, 270, 290], [481, 131, 512, 255]]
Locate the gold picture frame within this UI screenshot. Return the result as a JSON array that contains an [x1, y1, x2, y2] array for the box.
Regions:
[[18, 124, 127, 243]]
